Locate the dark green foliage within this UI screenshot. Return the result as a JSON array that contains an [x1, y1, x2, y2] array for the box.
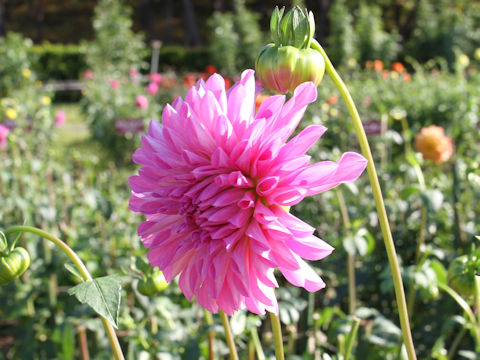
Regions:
[[207, 0, 265, 76], [29, 43, 87, 81]]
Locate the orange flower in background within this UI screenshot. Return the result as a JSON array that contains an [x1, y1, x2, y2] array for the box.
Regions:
[[415, 125, 454, 163], [365, 60, 373, 69], [255, 92, 270, 111], [392, 62, 405, 74], [327, 95, 339, 106], [403, 73, 412, 83], [373, 60, 384, 72], [381, 70, 389, 80]]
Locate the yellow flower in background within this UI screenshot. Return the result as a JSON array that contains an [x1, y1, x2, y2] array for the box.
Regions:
[[41, 96, 51, 105], [329, 108, 339, 117], [22, 68, 31, 79], [474, 48, 480, 60], [457, 54, 470, 67], [321, 103, 330, 112], [35, 80, 43, 88], [390, 71, 399, 80], [6, 108, 17, 120]]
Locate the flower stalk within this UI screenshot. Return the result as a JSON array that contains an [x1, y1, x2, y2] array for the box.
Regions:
[[311, 39, 416, 360], [269, 312, 285, 360], [4, 225, 125, 360], [219, 310, 239, 360]]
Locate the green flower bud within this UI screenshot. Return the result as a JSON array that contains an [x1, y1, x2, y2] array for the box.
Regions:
[[137, 270, 168, 297], [0, 247, 31, 285], [255, 6, 325, 94], [447, 255, 478, 297]]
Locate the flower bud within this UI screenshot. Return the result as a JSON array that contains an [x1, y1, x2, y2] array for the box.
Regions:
[[447, 255, 478, 297], [255, 6, 325, 94], [0, 247, 31, 285], [137, 270, 168, 296]]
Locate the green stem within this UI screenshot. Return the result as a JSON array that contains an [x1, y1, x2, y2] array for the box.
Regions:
[[336, 190, 356, 315], [438, 282, 480, 347], [312, 39, 416, 360], [250, 326, 266, 360], [4, 225, 125, 360], [204, 309, 215, 360], [447, 327, 467, 360], [269, 311, 285, 360], [219, 310, 239, 360], [344, 317, 360, 360]]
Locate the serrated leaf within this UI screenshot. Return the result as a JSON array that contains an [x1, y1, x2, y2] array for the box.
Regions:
[[64, 263, 84, 281], [68, 275, 123, 328]]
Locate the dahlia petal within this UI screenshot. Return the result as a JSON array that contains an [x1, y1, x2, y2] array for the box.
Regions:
[[285, 234, 334, 261], [280, 255, 326, 292], [279, 125, 327, 159], [269, 82, 317, 140], [304, 152, 368, 195], [256, 176, 280, 196], [205, 73, 227, 112]]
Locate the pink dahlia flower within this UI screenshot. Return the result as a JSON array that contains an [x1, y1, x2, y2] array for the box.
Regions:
[[110, 79, 120, 90], [147, 82, 159, 95], [129, 70, 367, 315], [149, 73, 163, 84], [0, 124, 10, 149], [136, 95, 149, 109], [55, 110, 66, 126]]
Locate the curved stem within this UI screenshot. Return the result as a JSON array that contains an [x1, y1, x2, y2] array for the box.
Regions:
[[219, 310, 239, 360], [4, 225, 125, 360], [269, 312, 285, 360], [312, 40, 416, 360]]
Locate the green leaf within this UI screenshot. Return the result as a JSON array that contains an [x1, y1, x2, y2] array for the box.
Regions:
[[68, 274, 123, 328], [64, 263, 84, 281], [430, 259, 447, 286]]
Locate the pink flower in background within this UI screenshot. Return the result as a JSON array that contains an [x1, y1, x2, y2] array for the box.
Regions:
[[129, 70, 367, 315], [129, 68, 139, 77], [83, 70, 94, 79], [136, 95, 149, 109], [147, 82, 158, 95], [0, 124, 10, 149], [110, 79, 119, 90], [149, 73, 162, 84], [55, 110, 66, 126]]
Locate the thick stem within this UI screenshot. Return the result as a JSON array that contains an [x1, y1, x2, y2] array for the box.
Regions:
[[312, 40, 416, 360], [4, 225, 125, 360], [269, 312, 285, 360], [219, 310, 239, 360]]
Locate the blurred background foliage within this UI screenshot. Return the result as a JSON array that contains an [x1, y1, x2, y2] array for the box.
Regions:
[[1, 0, 479, 78]]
